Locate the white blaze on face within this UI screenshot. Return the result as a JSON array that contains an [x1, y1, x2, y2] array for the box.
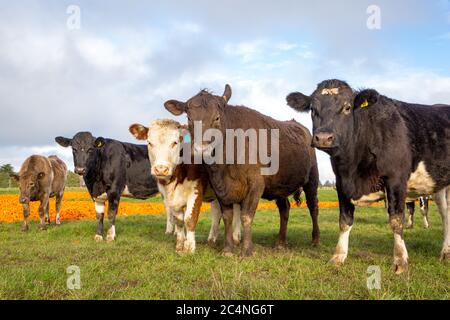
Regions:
[[146, 120, 183, 178]]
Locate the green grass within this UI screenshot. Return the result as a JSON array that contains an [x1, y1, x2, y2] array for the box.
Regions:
[[0, 199, 448, 300]]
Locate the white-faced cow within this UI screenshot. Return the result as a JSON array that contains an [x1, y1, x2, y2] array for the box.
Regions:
[[11, 155, 67, 231], [287, 79, 450, 273], [164, 85, 320, 257], [129, 119, 241, 253], [55, 132, 160, 242]]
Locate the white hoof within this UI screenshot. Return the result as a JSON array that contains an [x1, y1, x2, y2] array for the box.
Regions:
[[94, 235, 103, 242], [329, 253, 347, 265]]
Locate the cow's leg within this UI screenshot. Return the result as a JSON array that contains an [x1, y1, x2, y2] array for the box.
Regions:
[[330, 180, 355, 265], [163, 197, 175, 235], [240, 182, 265, 257], [435, 188, 450, 261], [221, 204, 235, 256], [55, 192, 63, 225], [385, 182, 409, 274], [106, 192, 120, 242], [94, 199, 105, 242], [232, 204, 241, 245], [38, 196, 49, 230], [172, 210, 185, 253], [45, 201, 51, 225], [275, 198, 290, 249], [208, 200, 221, 245], [22, 203, 30, 232], [304, 173, 320, 246], [420, 197, 430, 229], [183, 190, 203, 253], [406, 201, 415, 229]]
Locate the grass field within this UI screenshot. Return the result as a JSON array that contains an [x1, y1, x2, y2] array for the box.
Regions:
[[0, 188, 448, 300]]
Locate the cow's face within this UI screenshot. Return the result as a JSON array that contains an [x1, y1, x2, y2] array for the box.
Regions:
[[164, 85, 231, 157], [129, 120, 185, 181], [55, 132, 105, 176], [287, 80, 355, 154], [12, 172, 43, 204]]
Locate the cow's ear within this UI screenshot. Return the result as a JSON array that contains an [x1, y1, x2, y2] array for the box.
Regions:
[[286, 92, 312, 112], [222, 84, 232, 104], [55, 136, 72, 147], [164, 100, 186, 116], [354, 89, 380, 109], [37, 172, 45, 179], [9, 173, 19, 181], [129, 124, 149, 141], [94, 137, 106, 149]]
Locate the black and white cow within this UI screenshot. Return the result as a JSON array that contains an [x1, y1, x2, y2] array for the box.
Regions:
[[55, 132, 160, 241], [287, 80, 450, 273]]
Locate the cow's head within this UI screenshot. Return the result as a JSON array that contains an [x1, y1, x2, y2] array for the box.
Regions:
[[164, 85, 231, 157], [129, 119, 186, 181], [10, 171, 44, 204], [55, 132, 105, 176], [286, 79, 356, 154]]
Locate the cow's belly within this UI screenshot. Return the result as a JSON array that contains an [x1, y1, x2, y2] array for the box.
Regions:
[[406, 161, 436, 198], [351, 161, 435, 206], [351, 191, 385, 207]]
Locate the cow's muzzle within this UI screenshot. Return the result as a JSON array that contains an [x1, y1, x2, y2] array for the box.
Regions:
[[312, 132, 335, 149], [75, 167, 86, 175], [19, 197, 29, 204], [153, 165, 171, 178]]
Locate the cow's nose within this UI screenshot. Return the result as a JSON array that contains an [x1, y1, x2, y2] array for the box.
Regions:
[[75, 167, 86, 175], [313, 132, 334, 148], [20, 197, 29, 204], [154, 165, 170, 176]]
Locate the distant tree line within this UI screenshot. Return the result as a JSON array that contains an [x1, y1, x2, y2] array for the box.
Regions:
[[0, 164, 84, 188], [319, 180, 336, 188]]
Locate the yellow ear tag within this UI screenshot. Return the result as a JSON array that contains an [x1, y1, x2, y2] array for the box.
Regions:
[[360, 100, 369, 108]]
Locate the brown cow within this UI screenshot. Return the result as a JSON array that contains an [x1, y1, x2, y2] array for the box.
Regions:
[[164, 85, 320, 257], [11, 155, 67, 231]]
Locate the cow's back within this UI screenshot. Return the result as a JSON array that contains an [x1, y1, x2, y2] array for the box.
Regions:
[[111, 142, 159, 199], [224, 105, 316, 199], [48, 156, 67, 195], [399, 103, 450, 192]]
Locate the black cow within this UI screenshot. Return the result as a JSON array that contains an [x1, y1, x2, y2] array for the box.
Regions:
[[287, 80, 450, 273], [55, 132, 159, 241]]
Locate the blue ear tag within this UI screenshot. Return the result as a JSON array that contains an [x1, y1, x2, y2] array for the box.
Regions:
[[183, 133, 191, 143]]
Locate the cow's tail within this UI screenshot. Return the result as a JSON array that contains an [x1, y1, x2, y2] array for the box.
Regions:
[[294, 188, 303, 207]]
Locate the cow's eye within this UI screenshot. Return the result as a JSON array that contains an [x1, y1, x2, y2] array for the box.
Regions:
[[343, 103, 352, 114], [148, 142, 153, 148], [214, 116, 220, 122], [171, 141, 178, 148]]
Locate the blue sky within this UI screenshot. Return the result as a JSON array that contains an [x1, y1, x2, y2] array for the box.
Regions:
[[0, 0, 449, 182]]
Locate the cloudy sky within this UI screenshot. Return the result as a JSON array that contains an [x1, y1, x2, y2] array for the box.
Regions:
[[1, 0, 449, 182]]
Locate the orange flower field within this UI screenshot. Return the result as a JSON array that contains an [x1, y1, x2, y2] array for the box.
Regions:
[[0, 192, 385, 223]]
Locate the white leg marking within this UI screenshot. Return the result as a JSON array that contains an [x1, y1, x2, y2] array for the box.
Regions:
[[330, 225, 352, 265], [232, 204, 242, 245], [435, 188, 450, 260], [208, 200, 221, 244], [407, 213, 414, 229], [106, 225, 116, 242], [420, 200, 430, 229], [173, 211, 185, 252], [183, 192, 199, 253], [393, 232, 409, 273], [56, 213, 61, 225]]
